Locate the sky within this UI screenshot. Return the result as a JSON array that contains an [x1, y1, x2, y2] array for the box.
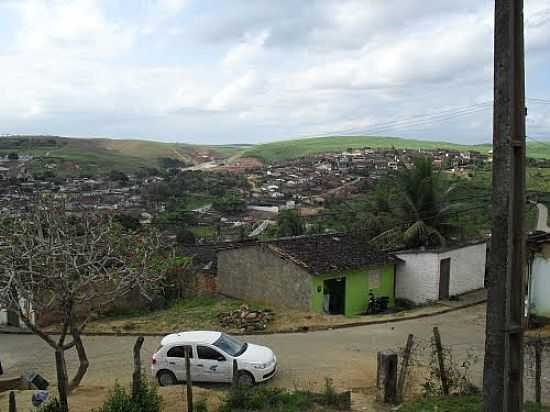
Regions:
[[0, 0, 549, 146]]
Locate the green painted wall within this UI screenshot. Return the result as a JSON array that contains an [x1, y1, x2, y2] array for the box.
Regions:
[[310, 264, 395, 317]]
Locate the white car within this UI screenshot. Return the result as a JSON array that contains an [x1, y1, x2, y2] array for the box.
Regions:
[[151, 331, 277, 386]]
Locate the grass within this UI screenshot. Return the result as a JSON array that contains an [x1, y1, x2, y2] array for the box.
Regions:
[[399, 395, 550, 412], [242, 135, 492, 163], [219, 379, 349, 412], [0, 135, 240, 174], [86, 296, 261, 334], [191, 225, 218, 238]]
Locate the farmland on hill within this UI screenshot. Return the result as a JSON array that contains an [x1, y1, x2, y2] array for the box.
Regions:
[[242, 135, 550, 163], [0, 135, 241, 174]]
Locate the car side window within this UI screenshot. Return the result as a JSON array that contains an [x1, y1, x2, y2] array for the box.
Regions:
[[197, 346, 225, 361], [166, 345, 193, 358]]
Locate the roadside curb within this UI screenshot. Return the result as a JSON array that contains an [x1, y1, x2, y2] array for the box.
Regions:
[[0, 299, 486, 338]]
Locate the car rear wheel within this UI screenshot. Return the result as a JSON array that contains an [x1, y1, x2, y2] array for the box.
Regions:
[[157, 370, 177, 386], [237, 371, 255, 386]]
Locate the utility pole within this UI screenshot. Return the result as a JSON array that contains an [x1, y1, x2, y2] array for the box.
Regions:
[[483, 1, 526, 411]]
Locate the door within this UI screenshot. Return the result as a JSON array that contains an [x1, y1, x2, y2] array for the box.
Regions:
[[6, 310, 19, 327], [439, 258, 451, 300], [165, 345, 201, 382], [324, 278, 346, 315], [196, 345, 232, 382]]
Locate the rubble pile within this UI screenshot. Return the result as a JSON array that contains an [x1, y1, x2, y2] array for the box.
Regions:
[[217, 304, 274, 332]]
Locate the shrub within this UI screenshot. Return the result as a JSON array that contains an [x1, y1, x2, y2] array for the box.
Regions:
[[220, 386, 315, 412], [93, 377, 161, 412], [38, 399, 63, 412], [194, 397, 209, 412]]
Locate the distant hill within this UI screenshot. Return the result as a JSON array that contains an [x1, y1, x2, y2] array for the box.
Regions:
[[243, 135, 550, 162], [0, 135, 242, 174], [242, 135, 493, 163]]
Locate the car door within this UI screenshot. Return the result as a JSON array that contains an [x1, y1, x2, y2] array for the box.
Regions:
[[196, 345, 232, 383], [165, 345, 201, 382]]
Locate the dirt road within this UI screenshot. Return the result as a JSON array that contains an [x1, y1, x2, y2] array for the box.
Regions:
[[1, 305, 486, 392]]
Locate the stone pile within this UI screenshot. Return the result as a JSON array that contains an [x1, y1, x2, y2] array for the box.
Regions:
[[217, 304, 274, 332]]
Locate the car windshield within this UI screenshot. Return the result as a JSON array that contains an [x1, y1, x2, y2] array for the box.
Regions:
[[213, 333, 247, 357]]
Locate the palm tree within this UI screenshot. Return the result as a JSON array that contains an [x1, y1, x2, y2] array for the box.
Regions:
[[373, 157, 458, 248]]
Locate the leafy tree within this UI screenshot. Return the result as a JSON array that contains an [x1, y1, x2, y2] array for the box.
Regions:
[[114, 214, 141, 231], [7, 152, 19, 160], [277, 210, 306, 237], [109, 169, 129, 184], [373, 157, 459, 248], [176, 227, 196, 245], [0, 206, 170, 411], [213, 193, 246, 214]]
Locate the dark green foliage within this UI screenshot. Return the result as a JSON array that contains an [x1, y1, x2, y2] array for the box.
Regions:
[[37, 398, 63, 412], [277, 210, 305, 237], [114, 214, 141, 231], [176, 227, 196, 245], [219, 386, 315, 412], [213, 193, 247, 214], [109, 169, 129, 184], [194, 397, 209, 412], [7, 152, 19, 160], [93, 378, 161, 412]]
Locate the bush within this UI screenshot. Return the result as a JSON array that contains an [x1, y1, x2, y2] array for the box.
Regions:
[[219, 386, 315, 412], [93, 377, 161, 412], [38, 399, 63, 412], [194, 397, 209, 412]]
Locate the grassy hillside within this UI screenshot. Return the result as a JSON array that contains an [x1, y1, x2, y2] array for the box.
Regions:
[[243, 135, 493, 162], [0, 135, 241, 174]]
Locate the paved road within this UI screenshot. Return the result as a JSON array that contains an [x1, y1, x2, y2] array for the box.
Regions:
[[1, 306, 487, 391]]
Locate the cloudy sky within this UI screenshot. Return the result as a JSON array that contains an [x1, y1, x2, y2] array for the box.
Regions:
[[0, 0, 549, 145]]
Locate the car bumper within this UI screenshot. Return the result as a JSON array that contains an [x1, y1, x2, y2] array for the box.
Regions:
[[254, 361, 277, 383]]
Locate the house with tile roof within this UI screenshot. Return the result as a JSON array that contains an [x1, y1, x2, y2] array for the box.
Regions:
[[215, 234, 400, 316]]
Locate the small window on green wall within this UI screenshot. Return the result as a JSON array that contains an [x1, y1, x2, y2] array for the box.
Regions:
[[369, 269, 381, 289]]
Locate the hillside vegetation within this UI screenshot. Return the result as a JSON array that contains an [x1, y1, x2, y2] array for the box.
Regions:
[[243, 135, 492, 162], [243, 135, 550, 162], [0, 135, 240, 174]]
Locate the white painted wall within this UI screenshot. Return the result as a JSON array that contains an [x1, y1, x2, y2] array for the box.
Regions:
[[395, 252, 440, 304], [396, 242, 486, 304], [529, 257, 550, 318], [0, 309, 7, 325], [439, 243, 486, 296]]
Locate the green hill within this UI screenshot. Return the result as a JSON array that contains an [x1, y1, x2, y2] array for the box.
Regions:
[[0, 135, 241, 174], [242, 135, 493, 162], [242, 135, 550, 162]]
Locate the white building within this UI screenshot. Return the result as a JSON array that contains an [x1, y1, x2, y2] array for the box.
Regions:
[[527, 232, 550, 321], [0, 300, 35, 328], [395, 241, 487, 304]]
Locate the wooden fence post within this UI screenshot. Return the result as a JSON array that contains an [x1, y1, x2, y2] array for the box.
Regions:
[[185, 347, 193, 412], [231, 359, 239, 392], [9, 390, 16, 412], [432, 327, 449, 395], [535, 338, 542, 405], [377, 351, 398, 403], [397, 334, 414, 403], [132, 336, 144, 400]]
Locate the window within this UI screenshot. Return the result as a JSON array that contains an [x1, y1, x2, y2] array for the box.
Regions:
[[213, 333, 246, 357], [197, 346, 225, 361], [167, 345, 193, 358]]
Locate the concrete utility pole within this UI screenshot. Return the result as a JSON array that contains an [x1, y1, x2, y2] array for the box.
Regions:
[[483, 1, 526, 411]]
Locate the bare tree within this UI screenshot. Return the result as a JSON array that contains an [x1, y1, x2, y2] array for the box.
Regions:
[[0, 206, 171, 411]]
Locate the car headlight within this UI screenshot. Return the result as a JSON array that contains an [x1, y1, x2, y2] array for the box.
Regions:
[[252, 363, 269, 369]]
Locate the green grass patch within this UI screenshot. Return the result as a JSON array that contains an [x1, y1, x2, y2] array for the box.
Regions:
[[191, 226, 218, 238], [399, 395, 550, 412], [88, 296, 264, 333], [219, 379, 349, 412]]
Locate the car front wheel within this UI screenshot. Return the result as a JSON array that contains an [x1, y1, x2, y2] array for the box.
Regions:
[[237, 371, 255, 386], [157, 370, 177, 386]]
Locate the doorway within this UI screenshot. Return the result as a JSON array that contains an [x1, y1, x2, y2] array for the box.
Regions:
[[324, 278, 346, 315], [6, 310, 19, 327], [439, 258, 451, 300]]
